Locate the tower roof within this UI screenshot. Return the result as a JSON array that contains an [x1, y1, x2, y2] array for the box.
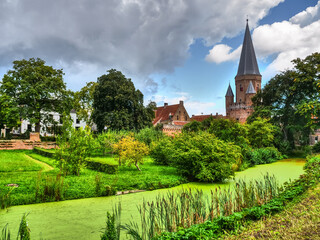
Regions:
[[246, 81, 256, 94], [236, 21, 261, 76], [225, 84, 234, 97]]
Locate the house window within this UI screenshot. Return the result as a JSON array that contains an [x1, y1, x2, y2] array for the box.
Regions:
[[176, 115, 179, 120], [239, 99, 242, 102], [59, 116, 63, 124], [76, 118, 80, 124], [27, 124, 32, 131], [75, 126, 80, 130], [185, 116, 187, 121], [240, 84, 243, 91]]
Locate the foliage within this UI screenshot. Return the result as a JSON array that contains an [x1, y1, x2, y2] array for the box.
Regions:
[[93, 130, 129, 156], [123, 175, 279, 239], [247, 118, 274, 148], [151, 159, 320, 239], [135, 127, 164, 146], [182, 120, 202, 133], [101, 204, 121, 240], [171, 132, 242, 182], [35, 173, 65, 202], [113, 135, 149, 171], [1, 224, 11, 240], [92, 69, 155, 132], [17, 214, 30, 240], [250, 53, 320, 147], [33, 147, 55, 158], [150, 136, 175, 166], [55, 115, 94, 175], [247, 147, 283, 166], [74, 81, 97, 125], [85, 158, 118, 174], [0, 93, 20, 129], [312, 141, 320, 153], [0, 58, 72, 132]]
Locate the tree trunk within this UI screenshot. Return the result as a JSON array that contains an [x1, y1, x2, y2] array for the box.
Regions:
[[35, 122, 41, 133], [135, 162, 141, 171]]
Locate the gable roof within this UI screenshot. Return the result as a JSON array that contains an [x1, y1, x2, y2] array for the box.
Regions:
[[153, 104, 180, 125], [236, 21, 261, 76], [246, 81, 256, 94]]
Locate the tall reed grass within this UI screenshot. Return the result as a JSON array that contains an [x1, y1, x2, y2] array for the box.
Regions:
[[35, 172, 65, 202], [122, 174, 279, 239], [0, 187, 15, 209]]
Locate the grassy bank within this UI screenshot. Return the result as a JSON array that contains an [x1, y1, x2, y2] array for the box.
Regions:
[[0, 150, 186, 207], [223, 184, 320, 240]]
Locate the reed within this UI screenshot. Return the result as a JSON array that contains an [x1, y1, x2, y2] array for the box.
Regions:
[[35, 172, 65, 202], [0, 187, 15, 209], [101, 203, 122, 240], [1, 224, 10, 240], [123, 174, 280, 239]]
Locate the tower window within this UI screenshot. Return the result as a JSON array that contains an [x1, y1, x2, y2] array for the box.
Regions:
[[256, 83, 260, 91], [240, 84, 243, 91]]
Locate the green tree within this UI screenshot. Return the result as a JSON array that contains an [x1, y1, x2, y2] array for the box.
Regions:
[[0, 58, 71, 132], [182, 120, 202, 133], [172, 131, 242, 182], [74, 81, 97, 125], [247, 118, 274, 149], [92, 69, 155, 132], [0, 93, 20, 130], [55, 115, 94, 175]]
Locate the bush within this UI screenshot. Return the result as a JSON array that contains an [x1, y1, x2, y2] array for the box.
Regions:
[[312, 141, 320, 153], [33, 147, 55, 158], [248, 147, 283, 166], [171, 132, 242, 182], [150, 136, 175, 165], [85, 159, 118, 174], [40, 136, 56, 142], [135, 127, 164, 146]]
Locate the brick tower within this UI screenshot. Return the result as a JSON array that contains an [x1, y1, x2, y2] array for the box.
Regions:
[[225, 20, 261, 123]]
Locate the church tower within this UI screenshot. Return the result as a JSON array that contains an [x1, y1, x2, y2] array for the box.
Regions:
[[225, 20, 261, 123]]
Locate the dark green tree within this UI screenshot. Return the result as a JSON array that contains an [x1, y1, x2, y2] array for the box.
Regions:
[[74, 81, 97, 125], [92, 69, 155, 132], [249, 53, 320, 146], [0, 58, 71, 132]]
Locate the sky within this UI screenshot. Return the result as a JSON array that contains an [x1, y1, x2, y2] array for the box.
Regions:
[[0, 0, 319, 116]]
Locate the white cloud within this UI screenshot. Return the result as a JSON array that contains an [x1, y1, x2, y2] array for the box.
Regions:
[[205, 0, 320, 79], [205, 44, 241, 63]]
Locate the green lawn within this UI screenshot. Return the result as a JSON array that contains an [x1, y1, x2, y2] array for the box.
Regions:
[[0, 150, 186, 207], [0, 150, 43, 172]]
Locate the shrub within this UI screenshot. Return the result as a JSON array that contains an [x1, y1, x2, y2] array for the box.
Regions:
[[247, 118, 274, 148], [113, 135, 149, 171], [85, 159, 118, 174], [55, 116, 94, 175], [312, 142, 320, 153], [248, 147, 283, 166], [150, 136, 175, 165], [33, 147, 55, 158], [135, 127, 164, 146], [171, 132, 242, 182]]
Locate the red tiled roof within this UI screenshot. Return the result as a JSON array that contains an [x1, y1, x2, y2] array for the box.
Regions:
[[153, 104, 180, 125], [190, 115, 212, 122], [190, 114, 225, 122], [172, 121, 189, 126]]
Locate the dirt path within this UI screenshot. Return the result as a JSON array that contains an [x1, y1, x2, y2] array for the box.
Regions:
[[24, 154, 54, 172]]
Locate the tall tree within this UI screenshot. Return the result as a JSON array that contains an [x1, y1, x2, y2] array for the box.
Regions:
[[249, 53, 320, 146], [0, 58, 71, 132], [74, 81, 97, 125], [92, 69, 155, 132]]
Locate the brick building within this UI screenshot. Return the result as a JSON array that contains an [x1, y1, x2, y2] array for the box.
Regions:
[[153, 101, 190, 135], [225, 21, 261, 123]]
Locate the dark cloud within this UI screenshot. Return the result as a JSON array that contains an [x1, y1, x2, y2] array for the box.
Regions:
[[0, 0, 283, 90]]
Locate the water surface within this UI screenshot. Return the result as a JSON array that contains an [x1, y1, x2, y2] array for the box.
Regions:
[[0, 159, 305, 240]]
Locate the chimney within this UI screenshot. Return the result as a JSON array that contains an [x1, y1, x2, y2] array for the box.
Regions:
[[164, 103, 168, 106], [216, 112, 218, 116], [179, 100, 183, 105]]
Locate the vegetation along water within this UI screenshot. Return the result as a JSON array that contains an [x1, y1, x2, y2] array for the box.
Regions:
[[0, 159, 304, 240]]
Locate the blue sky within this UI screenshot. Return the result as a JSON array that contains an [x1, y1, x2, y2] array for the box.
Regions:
[[0, 0, 319, 116]]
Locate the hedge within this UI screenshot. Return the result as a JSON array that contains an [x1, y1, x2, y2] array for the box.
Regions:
[[85, 158, 118, 174], [33, 147, 55, 158]]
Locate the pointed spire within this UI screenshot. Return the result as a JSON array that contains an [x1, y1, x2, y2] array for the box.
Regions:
[[246, 81, 256, 94], [236, 21, 261, 76], [225, 84, 234, 97]]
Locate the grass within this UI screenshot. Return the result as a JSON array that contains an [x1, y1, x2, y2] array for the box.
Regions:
[[223, 184, 320, 240], [0, 150, 43, 172], [0, 150, 186, 207]]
